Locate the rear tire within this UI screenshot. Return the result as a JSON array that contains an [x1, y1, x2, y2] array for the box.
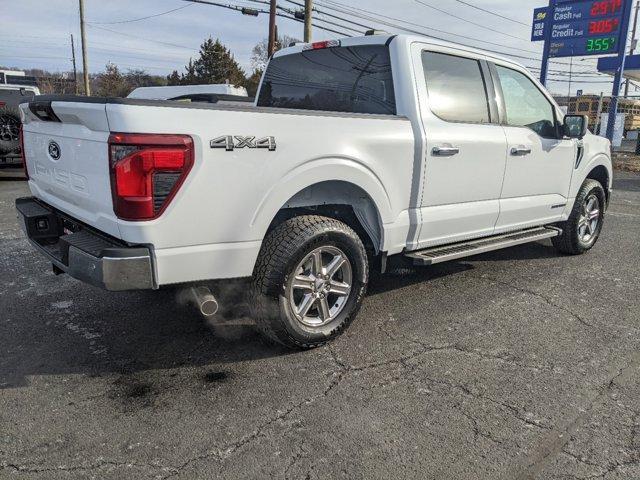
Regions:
[[552, 179, 606, 255], [0, 107, 21, 155], [250, 215, 369, 349]]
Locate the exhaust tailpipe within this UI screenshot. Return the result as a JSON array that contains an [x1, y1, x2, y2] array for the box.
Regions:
[[187, 286, 219, 317]]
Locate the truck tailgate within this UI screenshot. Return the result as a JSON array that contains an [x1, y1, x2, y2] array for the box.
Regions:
[[19, 99, 121, 238]]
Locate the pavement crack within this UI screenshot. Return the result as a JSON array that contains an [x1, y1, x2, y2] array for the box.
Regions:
[[159, 351, 348, 479], [506, 348, 640, 480], [453, 401, 504, 446], [469, 274, 595, 329], [418, 373, 550, 431], [0, 459, 178, 475], [283, 440, 309, 480], [379, 316, 553, 374]]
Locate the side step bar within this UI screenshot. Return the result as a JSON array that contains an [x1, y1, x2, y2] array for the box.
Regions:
[[406, 227, 561, 266]]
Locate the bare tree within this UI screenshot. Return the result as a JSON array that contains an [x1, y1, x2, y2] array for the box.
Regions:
[[251, 35, 301, 71]]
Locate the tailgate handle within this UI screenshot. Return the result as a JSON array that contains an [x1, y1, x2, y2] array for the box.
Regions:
[[29, 101, 61, 123]]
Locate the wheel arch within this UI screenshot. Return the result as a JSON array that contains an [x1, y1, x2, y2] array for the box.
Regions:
[[266, 180, 385, 254], [250, 159, 394, 254], [571, 154, 612, 207], [585, 164, 611, 205]]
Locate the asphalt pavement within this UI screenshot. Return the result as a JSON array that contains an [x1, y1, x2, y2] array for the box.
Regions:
[[1, 170, 639, 480]]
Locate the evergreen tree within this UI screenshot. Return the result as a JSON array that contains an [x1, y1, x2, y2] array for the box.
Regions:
[[181, 59, 198, 85], [96, 63, 130, 97], [245, 68, 263, 98], [192, 38, 245, 86], [166, 70, 181, 86]]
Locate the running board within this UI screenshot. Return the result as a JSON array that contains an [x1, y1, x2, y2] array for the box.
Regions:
[[406, 227, 561, 266]]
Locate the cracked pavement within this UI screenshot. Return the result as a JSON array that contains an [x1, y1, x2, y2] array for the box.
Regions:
[[1, 170, 639, 479]]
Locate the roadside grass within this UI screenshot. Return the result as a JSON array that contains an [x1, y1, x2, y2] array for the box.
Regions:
[[613, 153, 640, 173]]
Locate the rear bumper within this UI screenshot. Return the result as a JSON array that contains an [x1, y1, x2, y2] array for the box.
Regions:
[[15, 197, 156, 291]]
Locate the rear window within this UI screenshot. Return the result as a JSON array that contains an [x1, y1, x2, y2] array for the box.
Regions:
[[257, 45, 396, 115]]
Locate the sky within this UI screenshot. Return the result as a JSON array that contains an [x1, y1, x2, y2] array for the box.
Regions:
[[1, 0, 634, 96]]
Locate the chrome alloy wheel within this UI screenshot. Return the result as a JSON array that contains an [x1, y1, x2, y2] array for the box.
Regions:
[[578, 194, 601, 244], [288, 246, 353, 328]]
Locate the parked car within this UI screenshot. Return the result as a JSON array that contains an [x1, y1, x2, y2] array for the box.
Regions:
[[15, 33, 612, 349], [0, 71, 40, 166]]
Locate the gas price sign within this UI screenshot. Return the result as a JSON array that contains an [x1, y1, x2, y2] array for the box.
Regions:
[[544, 0, 626, 57]]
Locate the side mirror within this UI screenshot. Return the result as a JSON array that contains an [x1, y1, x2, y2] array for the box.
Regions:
[[564, 114, 588, 139]]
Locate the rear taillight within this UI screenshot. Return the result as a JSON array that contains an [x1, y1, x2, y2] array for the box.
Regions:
[[108, 133, 194, 221], [19, 126, 28, 180]]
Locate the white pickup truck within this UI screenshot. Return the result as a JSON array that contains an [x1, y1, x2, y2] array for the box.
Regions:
[[16, 33, 612, 349]]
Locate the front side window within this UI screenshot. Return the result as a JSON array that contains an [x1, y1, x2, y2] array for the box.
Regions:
[[257, 45, 396, 115], [495, 66, 557, 138], [422, 51, 490, 123]]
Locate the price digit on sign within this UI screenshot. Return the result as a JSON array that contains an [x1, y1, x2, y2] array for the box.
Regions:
[[590, 0, 623, 17]]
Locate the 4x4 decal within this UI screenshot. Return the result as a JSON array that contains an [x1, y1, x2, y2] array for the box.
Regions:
[[210, 135, 276, 151]]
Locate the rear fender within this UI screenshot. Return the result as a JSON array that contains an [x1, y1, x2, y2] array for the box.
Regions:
[[250, 157, 394, 245]]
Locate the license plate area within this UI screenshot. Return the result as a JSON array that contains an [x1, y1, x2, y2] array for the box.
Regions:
[[62, 218, 82, 236]]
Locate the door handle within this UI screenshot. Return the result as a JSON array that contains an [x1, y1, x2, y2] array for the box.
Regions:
[[432, 146, 460, 157], [510, 146, 532, 156]]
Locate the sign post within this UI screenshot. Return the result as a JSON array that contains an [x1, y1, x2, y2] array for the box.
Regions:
[[539, 0, 555, 85], [606, 0, 634, 140]]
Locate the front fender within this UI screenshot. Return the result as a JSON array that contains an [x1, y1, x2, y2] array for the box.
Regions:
[[571, 152, 613, 199]]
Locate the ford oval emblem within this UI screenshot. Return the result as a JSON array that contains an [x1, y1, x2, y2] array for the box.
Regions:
[[48, 141, 61, 160]]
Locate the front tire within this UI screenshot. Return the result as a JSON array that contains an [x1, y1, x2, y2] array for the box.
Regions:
[[552, 179, 606, 255], [251, 215, 369, 349]]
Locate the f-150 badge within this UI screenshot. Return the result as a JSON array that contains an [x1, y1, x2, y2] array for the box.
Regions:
[[210, 136, 276, 152]]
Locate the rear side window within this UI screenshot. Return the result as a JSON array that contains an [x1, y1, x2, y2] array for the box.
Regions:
[[257, 45, 396, 115], [422, 51, 490, 124]]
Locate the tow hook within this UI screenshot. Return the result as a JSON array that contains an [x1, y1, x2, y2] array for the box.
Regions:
[[186, 286, 219, 317]]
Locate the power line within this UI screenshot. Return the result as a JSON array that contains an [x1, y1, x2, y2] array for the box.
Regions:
[[0, 54, 70, 60], [276, 1, 365, 33], [414, 0, 533, 42], [180, 0, 264, 15], [285, 0, 372, 30], [179, 0, 356, 36], [316, 0, 537, 53], [88, 3, 194, 25], [278, 11, 356, 36], [88, 24, 200, 51], [0, 37, 189, 59], [452, 0, 531, 27], [316, 0, 602, 71]]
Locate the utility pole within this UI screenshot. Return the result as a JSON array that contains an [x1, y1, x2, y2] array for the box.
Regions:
[[70, 34, 78, 94], [304, 0, 312, 43], [268, 0, 277, 56], [624, 0, 640, 97], [79, 0, 90, 96]]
